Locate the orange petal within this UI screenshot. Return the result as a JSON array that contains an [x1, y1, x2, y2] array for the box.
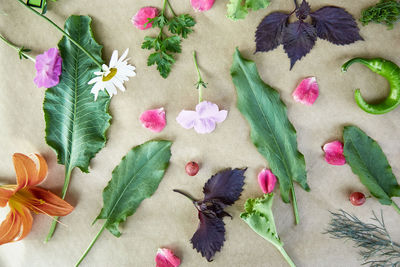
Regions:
[[28, 187, 74, 216], [31, 154, 48, 186], [0, 211, 21, 245], [13, 153, 38, 190], [15, 207, 33, 242], [0, 187, 15, 207]]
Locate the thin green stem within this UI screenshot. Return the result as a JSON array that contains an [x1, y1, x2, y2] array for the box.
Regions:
[[166, 0, 177, 17], [16, 0, 103, 69], [192, 51, 206, 103], [277, 246, 296, 267], [75, 223, 107, 267], [44, 167, 72, 243], [173, 189, 197, 203], [290, 185, 300, 225], [161, 0, 168, 15], [0, 33, 35, 62], [392, 201, 400, 215]]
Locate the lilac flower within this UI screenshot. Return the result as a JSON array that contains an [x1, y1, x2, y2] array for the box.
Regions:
[[33, 48, 62, 88], [176, 101, 227, 134]]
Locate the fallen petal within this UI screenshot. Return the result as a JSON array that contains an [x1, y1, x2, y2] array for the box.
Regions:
[[140, 108, 166, 133], [176, 110, 197, 129], [258, 169, 277, 194], [155, 248, 181, 267], [323, 141, 346, 165], [292, 77, 319, 106], [194, 118, 216, 134], [132, 7, 159, 30], [191, 0, 215, 12]]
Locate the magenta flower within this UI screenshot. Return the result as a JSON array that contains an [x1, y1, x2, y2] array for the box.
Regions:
[[176, 101, 227, 134], [140, 108, 166, 133], [155, 248, 181, 267], [258, 169, 277, 194], [292, 77, 319, 106], [33, 48, 62, 88], [191, 0, 215, 12], [323, 141, 346, 165], [132, 7, 159, 30]]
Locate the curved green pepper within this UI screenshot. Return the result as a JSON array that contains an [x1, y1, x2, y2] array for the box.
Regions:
[[341, 58, 400, 114]]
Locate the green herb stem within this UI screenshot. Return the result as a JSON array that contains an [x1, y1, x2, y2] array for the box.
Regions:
[[75, 223, 107, 267], [391, 201, 400, 215], [290, 186, 300, 225], [173, 189, 197, 203], [161, 0, 168, 15], [16, 0, 103, 69], [166, 0, 177, 17], [277, 246, 296, 267], [0, 33, 35, 62], [193, 51, 206, 103]]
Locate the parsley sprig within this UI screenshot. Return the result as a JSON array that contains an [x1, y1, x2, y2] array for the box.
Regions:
[[141, 0, 196, 78]]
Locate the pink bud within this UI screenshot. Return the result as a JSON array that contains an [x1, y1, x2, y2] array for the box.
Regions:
[[132, 7, 159, 30], [191, 0, 215, 12], [258, 169, 277, 194], [292, 77, 319, 106], [323, 141, 346, 165], [155, 248, 181, 267], [140, 108, 166, 133]]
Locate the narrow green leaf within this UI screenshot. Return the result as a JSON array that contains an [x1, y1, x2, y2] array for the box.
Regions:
[[343, 126, 400, 205], [230, 48, 309, 223], [95, 140, 172, 237]]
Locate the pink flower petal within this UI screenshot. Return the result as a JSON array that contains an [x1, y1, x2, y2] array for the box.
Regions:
[[140, 108, 166, 133], [292, 77, 319, 106], [176, 110, 197, 129], [323, 141, 346, 165], [132, 7, 159, 30], [155, 248, 181, 267], [258, 169, 277, 194], [191, 0, 215, 11], [34, 48, 62, 88]]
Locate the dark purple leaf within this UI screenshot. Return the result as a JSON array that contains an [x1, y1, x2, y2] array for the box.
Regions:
[[190, 212, 225, 262], [203, 168, 246, 205], [310, 6, 363, 45], [282, 21, 317, 69], [255, 12, 289, 53], [296, 0, 311, 20]]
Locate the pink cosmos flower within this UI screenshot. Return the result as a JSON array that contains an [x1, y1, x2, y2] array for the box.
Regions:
[[323, 141, 346, 165], [258, 169, 277, 194], [191, 0, 215, 12], [140, 108, 166, 133], [132, 7, 159, 30], [155, 248, 181, 267], [176, 101, 227, 134], [34, 48, 62, 88], [292, 77, 319, 106]]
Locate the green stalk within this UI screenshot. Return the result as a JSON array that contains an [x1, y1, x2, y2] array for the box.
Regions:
[[0, 33, 35, 62], [16, 0, 103, 69], [277, 246, 296, 267], [75, 223, 107, 267], [166, 0, 177, 16], [193, 51, 206, 103], [161, 0, 168, 15], [290, 184, 300, 225], [391, 201, 400, 215]]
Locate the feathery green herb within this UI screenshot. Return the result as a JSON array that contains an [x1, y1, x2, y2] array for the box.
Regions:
[[361, 0, 400, 29]]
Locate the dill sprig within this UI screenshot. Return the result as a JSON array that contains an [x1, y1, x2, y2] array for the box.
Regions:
[[325, 210, 400, 267], [361, 0, 400, 29]]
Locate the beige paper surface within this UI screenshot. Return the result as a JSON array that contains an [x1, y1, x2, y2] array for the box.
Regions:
[[1, 0, 400, 266]]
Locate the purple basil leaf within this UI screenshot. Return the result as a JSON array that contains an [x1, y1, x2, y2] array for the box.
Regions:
[[283, 21, 317, 69], [296, 0, 311, 20], [191, 212, 225, 262], [203, 168, 246, 205], [255, 12, 289, 53], [310, 6, 363, 45]]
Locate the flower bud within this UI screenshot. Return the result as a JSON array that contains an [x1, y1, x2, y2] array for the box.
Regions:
[[258, 169, 277, 194]]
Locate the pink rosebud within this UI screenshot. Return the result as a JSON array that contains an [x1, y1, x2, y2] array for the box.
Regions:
[[323, 141, 346, 165], [191, 0, 215, 12], [34, 48, 62, 88], [132, 7, 159, 30], [140, 108, 166, 133], [292, 77, 319, 106], [258, 169, 277, 194], [155, 248, 181, 267]]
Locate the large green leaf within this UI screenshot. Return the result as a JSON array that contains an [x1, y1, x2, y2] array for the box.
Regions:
[[95, 140, 172, 237], [230, 48, 309, 223], [44, 15, 111, 174], [343, 126, 400, 205], [227, 0, 270, 20]]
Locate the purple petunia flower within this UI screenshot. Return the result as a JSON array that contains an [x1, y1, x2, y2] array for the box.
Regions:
[[33, 48, 62, 88]]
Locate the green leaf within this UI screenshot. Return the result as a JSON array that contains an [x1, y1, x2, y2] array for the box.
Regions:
[[152, 15, 169, 28], [168, 14, 196, 38], [44, 15, 111, 174], [230, 48, 309, 223], [163, 35, 182, 53], [141, 36, 159, 50], [227, 0, 270, 20], [95, 140, 172, 237], [147, 51, 175, 79], [343, 126, 400, 206]]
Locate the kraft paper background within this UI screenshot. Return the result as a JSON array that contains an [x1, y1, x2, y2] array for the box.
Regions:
[[1, 0, 400, 266]]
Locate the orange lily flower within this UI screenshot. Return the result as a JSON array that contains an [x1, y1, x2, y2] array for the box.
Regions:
[[0, 153, 73, 245]]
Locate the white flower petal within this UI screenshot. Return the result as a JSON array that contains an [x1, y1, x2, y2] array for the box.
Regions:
[[88, 76, 101, 85], [118, 48, 129, 64], [109, 50, 119, 68]]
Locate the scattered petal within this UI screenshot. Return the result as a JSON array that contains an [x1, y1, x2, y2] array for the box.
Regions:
[[191, 0, 215, 12], [258, 169, 277, 194], [132, 7, 159, 30], [155, 248, 181, 267], [140, 108, 166, 133], [323, 141, 346, 165], [292, 77, 319, 106], [34, 48, 62, 88]]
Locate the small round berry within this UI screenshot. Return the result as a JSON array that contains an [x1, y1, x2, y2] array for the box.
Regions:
[[349, 192, 366, 206], [185, 162, 199, 176]]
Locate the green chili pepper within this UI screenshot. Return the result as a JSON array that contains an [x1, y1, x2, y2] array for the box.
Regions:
[[341, 57, 400, 114]]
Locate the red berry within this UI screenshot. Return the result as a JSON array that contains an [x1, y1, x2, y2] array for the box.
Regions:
[[185, 162, 199, 176], [349, 192, 366, 206]]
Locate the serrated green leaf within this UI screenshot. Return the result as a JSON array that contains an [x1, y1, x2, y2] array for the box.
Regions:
[[168, 14, 196, 38], [230, 48, 309, 222], [147, 51, 175, 79], [141, 36, 158, 50], [44, 15, 111, 174], [227, 0, 270, 20], [95, 140, 172, 237], [163, 36, 181, 53], [343, 126, 400, 205]]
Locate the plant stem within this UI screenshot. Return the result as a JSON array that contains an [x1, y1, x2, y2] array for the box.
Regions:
[[277, 246, 296, 267], [392, 201, 400, 215], [161, 0, 168, 15], [166, 0, 177, 17], [293, 0, 298, 9], [0, 33, 35, 62], [173, 189, 197, 203], [16, 0, 103, 69], [75, 223, 107, 267], [193, 51, 205, 103], [44, 167, 72, 242], [290, 186, 300, 225]]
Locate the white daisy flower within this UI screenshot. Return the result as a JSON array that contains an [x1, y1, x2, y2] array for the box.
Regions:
[[88, 48, 136, 100]]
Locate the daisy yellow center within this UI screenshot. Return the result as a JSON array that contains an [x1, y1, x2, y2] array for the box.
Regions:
[[102, 68, 117, 82]]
